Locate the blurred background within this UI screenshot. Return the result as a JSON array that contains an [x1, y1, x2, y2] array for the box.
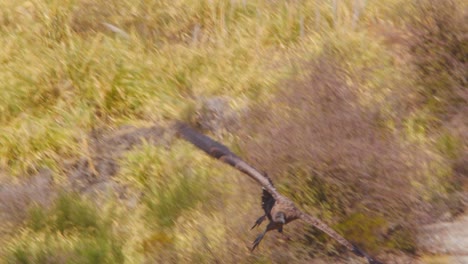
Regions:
[[0, 0, 466, 263]]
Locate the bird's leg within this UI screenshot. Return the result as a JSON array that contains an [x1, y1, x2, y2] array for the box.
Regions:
[[251, 231, 266, 251], [277, 225, 291, 241], [278, 227, 291, 240], [251, 215, 266, 230], [251, 222, 275, 251]]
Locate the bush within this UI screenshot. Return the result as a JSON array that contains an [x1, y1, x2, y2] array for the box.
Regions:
[[238, 51, 446, 255], [408, 0, 467, 118]]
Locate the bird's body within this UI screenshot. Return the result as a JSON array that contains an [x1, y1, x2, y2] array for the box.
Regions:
[[251, 188, 301, 249], [272, 197, 301, 225], [175, 122, 383, 264]]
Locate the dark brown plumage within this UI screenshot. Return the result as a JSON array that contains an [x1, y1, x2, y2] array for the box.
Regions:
[[175, 122, 382, 264]]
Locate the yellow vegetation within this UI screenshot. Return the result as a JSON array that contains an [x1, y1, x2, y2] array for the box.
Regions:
[[0, 0, 465, 263]]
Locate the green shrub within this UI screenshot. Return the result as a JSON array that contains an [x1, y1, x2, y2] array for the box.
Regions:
[[335, 213, 387, 252], [6, 192, 123, 264], [386, 228, 417, 253], [117, 141, 212, 228]]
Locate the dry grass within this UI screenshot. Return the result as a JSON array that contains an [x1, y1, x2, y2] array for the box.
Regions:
[[0, 0, 466, 263]]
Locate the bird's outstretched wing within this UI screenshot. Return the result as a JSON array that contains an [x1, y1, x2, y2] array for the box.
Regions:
[[175, 122, 280, 199], [261, 186, 275, 219], [298, 213, 382, 264]]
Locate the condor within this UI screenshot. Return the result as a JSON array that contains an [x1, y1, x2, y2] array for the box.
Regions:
[[176, 122, 382, 264]]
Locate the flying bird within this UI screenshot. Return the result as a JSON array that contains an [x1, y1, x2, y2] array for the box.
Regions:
[[175, 122, 382, 264]]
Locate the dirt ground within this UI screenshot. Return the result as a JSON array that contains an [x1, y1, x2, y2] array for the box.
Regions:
[[418, 212, 468, 264]]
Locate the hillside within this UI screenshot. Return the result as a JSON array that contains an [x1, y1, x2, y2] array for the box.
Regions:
[[0, 0, 466, 263]]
